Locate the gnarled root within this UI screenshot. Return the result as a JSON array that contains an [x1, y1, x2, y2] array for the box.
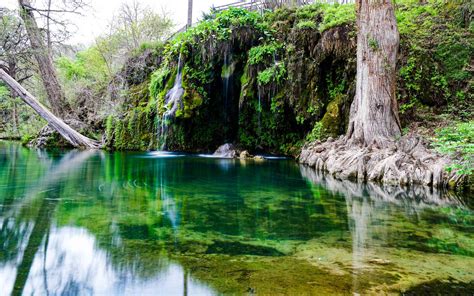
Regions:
[[299, 134, 467, 189]]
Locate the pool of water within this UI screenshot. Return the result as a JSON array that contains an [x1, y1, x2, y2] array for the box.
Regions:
[[0, 141, 472, 295]]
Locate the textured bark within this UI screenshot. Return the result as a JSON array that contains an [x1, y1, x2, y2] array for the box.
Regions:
[[187, 0, 193, 28], [0, 69, 101, 149], [18, 0, 71, 117], [298, 0, 466, 189], [346, 0, 401, 147]]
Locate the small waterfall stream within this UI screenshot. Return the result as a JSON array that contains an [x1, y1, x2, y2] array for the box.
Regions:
[[257, 85, 262, 136], [222, 49, 233, 141], [157, 54, 184, 150]]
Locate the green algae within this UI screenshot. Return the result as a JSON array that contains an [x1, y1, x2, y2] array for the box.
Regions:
[[205, 240, 285, 256], [0, 142, 473, 294]]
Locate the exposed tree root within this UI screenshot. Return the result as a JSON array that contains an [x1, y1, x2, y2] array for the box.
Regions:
[[298, 134, 467, 189]]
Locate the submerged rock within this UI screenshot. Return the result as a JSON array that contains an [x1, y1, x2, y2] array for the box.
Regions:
[[206, 240, 285, 256], [402, 279, 474, 295], [213, 143, 238, 158], [239, 150, 253, 159]]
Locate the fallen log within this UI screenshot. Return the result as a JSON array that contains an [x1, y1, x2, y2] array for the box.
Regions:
[[0, 69, 102, 149]]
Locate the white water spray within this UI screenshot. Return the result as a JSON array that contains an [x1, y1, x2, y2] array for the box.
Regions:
[[157, 53, 184, 150]]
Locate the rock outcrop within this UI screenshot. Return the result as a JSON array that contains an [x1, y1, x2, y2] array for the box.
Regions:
[[213, 143, 238, 158]]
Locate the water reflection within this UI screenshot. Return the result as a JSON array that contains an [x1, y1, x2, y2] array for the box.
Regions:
[[19, 226, 212, 296], [0, 141, 472, 295], [300, 165, 473, 294], [0, 144, 214, 295]]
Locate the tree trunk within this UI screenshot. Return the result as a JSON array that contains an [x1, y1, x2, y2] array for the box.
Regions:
[[17, 0, 72, 117], [7, 65, 20, 136], [12, 100, 19, 136], [187, 0, 193, 28], [298, 0, 466, 189], [346, 0, 401, 147], [0, 69, 101, 149]]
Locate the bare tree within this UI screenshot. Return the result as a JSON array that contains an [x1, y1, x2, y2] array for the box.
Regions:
[[0, 8, 33, 135], [17, 0, 72, 117], [0, 8, 32, 84], [111, 1, 173, 52]]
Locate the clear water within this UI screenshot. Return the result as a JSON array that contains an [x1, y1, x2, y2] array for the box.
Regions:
[[0, 141, 472, 295]]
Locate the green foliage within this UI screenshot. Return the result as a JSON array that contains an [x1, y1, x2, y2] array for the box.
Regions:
[[106, 115, 115, 143], [296, 20, 317, 30], [318, 3, 355, 32], [57, 47, 109, 82], [306, 121, 323, 142], [396, 0, 473, 117], [295, 4, 322, 20], [133, 41, 164, 56], [0, 85, 9, 99], [432, 121, 473, 176], [257, 63, 287, 86], [248, 42, 284, 65], [165, 8, 268, 58], [57, 56, 86, 80], [296, 3, 356, 33], [149, 63, 171, 100]]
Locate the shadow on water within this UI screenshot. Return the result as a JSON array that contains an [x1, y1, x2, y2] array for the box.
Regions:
[[0, 141, 472, 295]]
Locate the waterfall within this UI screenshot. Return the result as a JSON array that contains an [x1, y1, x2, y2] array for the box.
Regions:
[[157, 53, 184, 150], [257, 85, 262, 136], [222, 49, 232, 140]]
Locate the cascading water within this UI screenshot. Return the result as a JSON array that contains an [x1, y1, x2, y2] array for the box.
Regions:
[[222, 49, 233, 141], [157, 53, 184, 150], [257, 85, 262, 135]]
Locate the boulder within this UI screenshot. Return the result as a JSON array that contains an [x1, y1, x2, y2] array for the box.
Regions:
[[213, 143, 238, 158], [239, 150, 253, 159]]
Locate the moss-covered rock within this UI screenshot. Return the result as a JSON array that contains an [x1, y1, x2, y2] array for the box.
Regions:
[[106, 1, 472, 155]]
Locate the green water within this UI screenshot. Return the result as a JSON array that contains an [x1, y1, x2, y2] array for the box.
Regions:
[[0, 141, 472, 295]]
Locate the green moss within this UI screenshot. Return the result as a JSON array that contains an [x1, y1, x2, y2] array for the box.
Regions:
[[296, 20, 317, 30], [105, 115, 115, 146], [112, 0, 471, 155], [179, 88, 203, 119], [149, 64, 171, 100], [320, 94, 344, 138], [318, 3, 355, 32]]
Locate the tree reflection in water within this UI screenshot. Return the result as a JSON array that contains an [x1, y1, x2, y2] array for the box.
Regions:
[[0, 142, 472, 295], [299, 165, 472, 294]]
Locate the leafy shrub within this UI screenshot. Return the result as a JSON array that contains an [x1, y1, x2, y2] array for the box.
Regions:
[[432, 121, 473, 175], [248, 42, 284, 65], [318, 3, 355, 32], [296, 20, 317, 30], [306, 121, 323, 142], [257, 63, 287, 85]]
